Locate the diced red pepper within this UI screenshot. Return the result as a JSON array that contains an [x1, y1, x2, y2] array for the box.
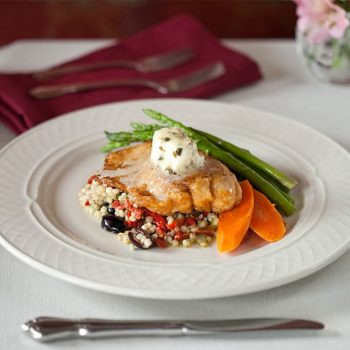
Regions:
[[125, 199, 137, 210], [174, 232, 189, 241], [166, 221, 177, 230], [87, 175, 97, 185], [84, 200, 90, 206], [184, 217, 196, 226], [111, 200, 121, 208], [125, 220, 138, 228], [147, 211, 167, 231], [132, 208, 144, 220], [156, 226, 166, 237], [153, 238, 167, 248], [148, 211, 164, 222]]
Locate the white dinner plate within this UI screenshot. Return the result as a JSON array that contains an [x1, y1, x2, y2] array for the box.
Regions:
[[1, 99, 350, 299]]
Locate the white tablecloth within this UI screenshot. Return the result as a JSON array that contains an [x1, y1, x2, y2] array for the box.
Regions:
[[0, 40, 349, 349]]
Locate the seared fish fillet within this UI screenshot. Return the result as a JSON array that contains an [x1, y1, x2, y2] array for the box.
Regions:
[[97, 142, 242, 215]]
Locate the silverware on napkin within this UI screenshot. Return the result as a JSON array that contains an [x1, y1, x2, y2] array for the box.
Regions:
[[22, 316, 324, 343], [28, 61, 226, 99], [32, 47, 196, 81]]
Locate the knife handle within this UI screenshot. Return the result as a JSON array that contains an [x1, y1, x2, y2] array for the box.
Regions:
[[21, 317, 184, 342]]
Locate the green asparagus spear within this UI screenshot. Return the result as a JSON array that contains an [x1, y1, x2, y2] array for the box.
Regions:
[[143, 109, 296, 216], [196, 129, 297, 191], [100, 125, 162, 152]]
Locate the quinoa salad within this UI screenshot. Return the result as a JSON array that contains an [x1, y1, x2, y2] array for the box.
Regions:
[[79, 176, 218, 250]]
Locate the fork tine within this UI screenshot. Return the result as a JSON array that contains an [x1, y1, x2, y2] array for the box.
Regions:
[[141, 48, 195, 72], [164, 62, 226, 93]]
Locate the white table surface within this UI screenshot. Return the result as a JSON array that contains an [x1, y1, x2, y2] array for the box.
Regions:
[[0, 40, 349, 349]]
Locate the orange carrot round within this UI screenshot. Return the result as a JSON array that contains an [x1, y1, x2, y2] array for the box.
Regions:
[[250, 189, 286, 242], [216, 180, 254, 253]]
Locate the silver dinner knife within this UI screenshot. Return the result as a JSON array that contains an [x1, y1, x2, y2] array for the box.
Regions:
[[22, 317, 324, 342]]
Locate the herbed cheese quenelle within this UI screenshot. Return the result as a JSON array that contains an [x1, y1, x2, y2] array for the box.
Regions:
[[98, 127, 242, 215], [150, 127, 205, 176]]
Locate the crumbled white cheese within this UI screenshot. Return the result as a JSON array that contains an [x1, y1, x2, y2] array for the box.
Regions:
[[150, 127, 204, 176]]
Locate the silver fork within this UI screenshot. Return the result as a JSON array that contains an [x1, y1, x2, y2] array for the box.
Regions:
[[32, 47, 195, 81], [29, 62, 226, 100]]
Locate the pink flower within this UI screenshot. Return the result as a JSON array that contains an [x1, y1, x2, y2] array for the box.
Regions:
[[294, 0, 350, 44]]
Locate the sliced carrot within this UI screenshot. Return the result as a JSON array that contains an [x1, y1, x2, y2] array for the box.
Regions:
[[216, 180, 254, 253], [250, 189, 286, 242]]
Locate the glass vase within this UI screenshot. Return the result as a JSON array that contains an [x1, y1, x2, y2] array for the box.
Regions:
[[296, 25, 350, 84]]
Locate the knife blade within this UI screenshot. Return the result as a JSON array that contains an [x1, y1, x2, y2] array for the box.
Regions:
[[21, 317, 324, 342]]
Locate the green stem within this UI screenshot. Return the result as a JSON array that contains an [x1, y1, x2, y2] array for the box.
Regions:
[[195, 129, 297, 191]]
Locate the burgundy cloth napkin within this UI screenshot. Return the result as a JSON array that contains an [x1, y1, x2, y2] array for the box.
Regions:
[[0, 15, 262, 134]]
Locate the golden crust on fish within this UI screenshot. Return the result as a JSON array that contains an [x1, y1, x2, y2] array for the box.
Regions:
[[98, 142, 242, 215]]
